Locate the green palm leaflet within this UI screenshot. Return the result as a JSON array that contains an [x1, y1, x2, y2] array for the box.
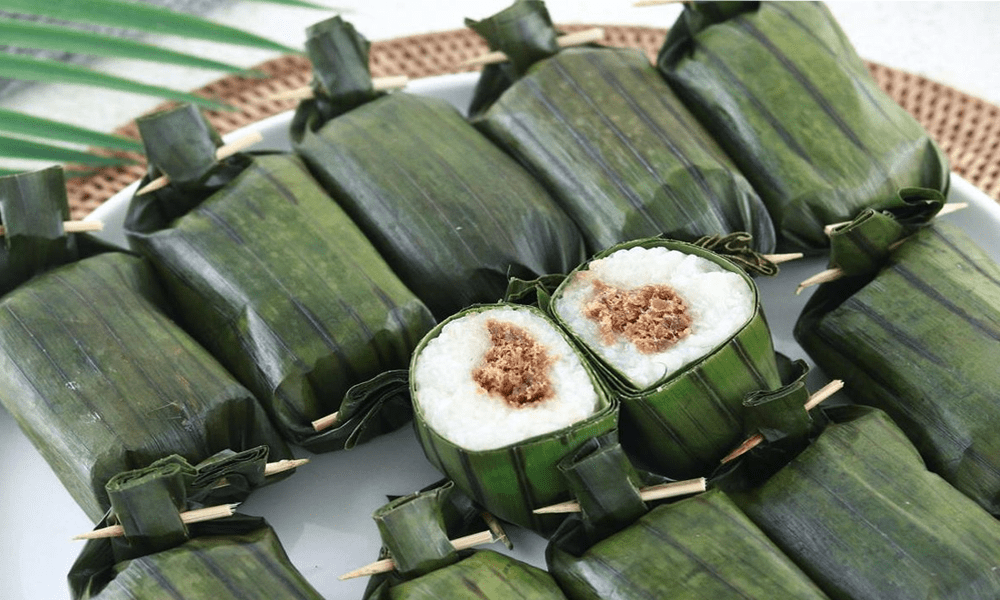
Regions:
[[69, 457, 319, 599], [726, 405, 1000, 599], [125, 105, 436, 453], [0, 168, 290, 521], [291, 16, 585, 319], [363, 483, 567, 599], [545, 238, 782, 478], [546, 437, 828, 600], [467, 0, 775, 255], [657, 1, 949, 250], [410, 304, 617, 534], [796, 217, 1000, 516], [0, 0, 298, 54]]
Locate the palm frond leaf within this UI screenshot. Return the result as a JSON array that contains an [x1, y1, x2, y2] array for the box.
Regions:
[[0, 134, 131, 166], [0, 52, 230, 110], [250, 0, 331, 7], [0, 0, 300, 54], [0, 20, 256, 75], [0, 0, 323, 168], [0, 108, 143, 152]]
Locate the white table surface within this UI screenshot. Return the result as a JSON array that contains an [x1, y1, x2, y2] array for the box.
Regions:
[[2, 2, 1000, 599]]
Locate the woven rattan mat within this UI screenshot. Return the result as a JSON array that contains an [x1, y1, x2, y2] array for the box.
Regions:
[[66, 25, 1000, 219]]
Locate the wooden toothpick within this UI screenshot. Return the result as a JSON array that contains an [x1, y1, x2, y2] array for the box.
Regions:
[[533, 477, 707, 514], [633, 0, 692, 6], [460, 27, 606, 68], [796, 236, 911, 295], [212, 458, 310, 489], [795, 267, 844, 295], [339, 530, 495, 580], [0, 220, 103, 237], [480, 511, 511, 549], [263, 458, 310, 476], [136, 131, 264, 196], [72, 503, 240, 540], [720, 380, 844, 464], [268, 75, 410, 102], [762, 252, 804, 265], [823, 202, 969, 236], [312, 411, 339, 432]]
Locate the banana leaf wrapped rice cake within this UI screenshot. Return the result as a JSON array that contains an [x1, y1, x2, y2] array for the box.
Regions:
[[0, 168, 290, 521], [720, 402, 1000, 600], [125, 105, 436, 453], [290, 16, 585, 318], [467, 0, 775, 254], [545, 435, 829, 600], [795, 204, 1000, 515], [0, 165, 78, 296], [657, 1, 949, 249], [363, 483, 567, 600], [543, 238, 781, 477], [410, 304, 616, 533], [69, 457, 321, 600]]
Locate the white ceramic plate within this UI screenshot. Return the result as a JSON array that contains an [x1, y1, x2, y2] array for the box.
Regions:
[[2, 72, 999, 599]]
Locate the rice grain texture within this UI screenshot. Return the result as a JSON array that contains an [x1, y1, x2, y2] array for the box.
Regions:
[[413, 307, 599, 451], [556, 246, 753, 388]]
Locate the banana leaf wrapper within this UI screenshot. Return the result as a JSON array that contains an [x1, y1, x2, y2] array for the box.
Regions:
[[125, 105, 436, 452], [548, 489, 828, 599], [725, 405, 1000, 600], [796, 219, 1000, 515], [410, 304, 617, 534], [0, 166, 77, 295], [544, 238, 782, 478], [544, 403, 827, 599], [657, 1, 949, 250], [0, 243, 290, 521], [466, 1, 775, 255], [69, 457, 318, 600], [364, 482, 567, 600], [290, 16, 585, 319]]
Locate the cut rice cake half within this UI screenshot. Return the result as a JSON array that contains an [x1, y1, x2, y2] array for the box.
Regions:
[[554, 244, 754, 389], [551, 238, 782, 478], [410, 304, 617, 534]]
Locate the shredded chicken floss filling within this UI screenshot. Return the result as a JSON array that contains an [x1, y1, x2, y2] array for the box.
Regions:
[[584, 280, 693, 354], [472, 320, 555, 407]]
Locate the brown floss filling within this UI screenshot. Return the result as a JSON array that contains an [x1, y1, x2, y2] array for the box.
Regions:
[[584, 280, 692, 354], [472, 319, 555, 408]]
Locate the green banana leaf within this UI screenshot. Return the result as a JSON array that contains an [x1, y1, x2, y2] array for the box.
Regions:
[[0, 167, 291, 521], [546, 436, 828, 599], [544, 238, 782, 478], [125, 104, 436, 452], [466, 0, 776, 255], [363, 482, 567, 600], [725, 405, 1000, 600], [69, 457, 318, 599], [796, 219, 1000, 515], [410, 304, 617, 534], [291, 16, 586, 319], [0, 165, 74, 294], [657, 1, 949, 250]]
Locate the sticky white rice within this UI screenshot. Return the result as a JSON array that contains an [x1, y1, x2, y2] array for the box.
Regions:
[[554, 246, 754, 389], [412, 307, 600, 451]]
